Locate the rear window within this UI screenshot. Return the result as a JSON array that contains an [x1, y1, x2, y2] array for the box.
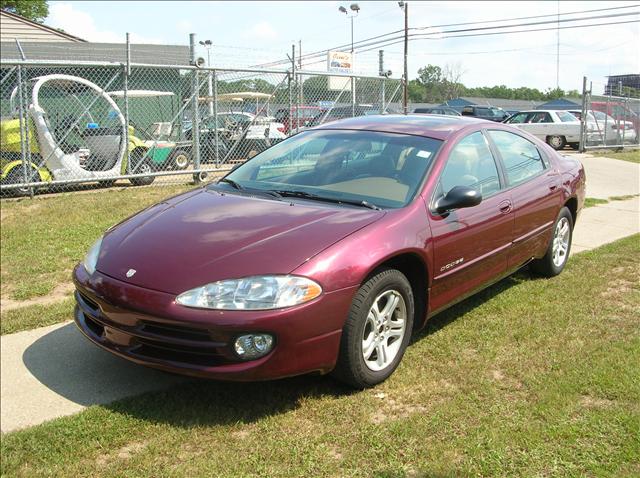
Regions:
[[557, 111, 578, 122]]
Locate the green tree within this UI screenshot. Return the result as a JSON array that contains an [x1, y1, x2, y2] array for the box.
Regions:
[[1, 0, 49, 22]]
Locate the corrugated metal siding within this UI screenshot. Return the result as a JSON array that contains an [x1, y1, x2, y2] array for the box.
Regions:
[[1, 41, 190, 65], [0, 13, 77, 42]]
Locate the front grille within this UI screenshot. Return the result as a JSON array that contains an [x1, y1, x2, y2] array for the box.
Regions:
[[139, 321, 213, 343], [75, 289, 233, 367]]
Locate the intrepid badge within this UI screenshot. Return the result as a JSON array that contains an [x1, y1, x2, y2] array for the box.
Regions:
[[126, 269, 137, 278]]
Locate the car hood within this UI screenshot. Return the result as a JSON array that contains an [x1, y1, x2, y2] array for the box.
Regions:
[[96, 188, 384, 294]]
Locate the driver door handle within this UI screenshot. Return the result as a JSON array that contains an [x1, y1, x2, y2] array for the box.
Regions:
[[499, 200, 512, 214]]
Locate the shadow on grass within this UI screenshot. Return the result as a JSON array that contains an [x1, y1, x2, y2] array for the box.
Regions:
[[21, 270, 533, 428], [413, 270, 529, 343]]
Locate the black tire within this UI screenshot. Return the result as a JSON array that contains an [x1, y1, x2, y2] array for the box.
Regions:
[[332, 268, 414, 389], [170, 149, 190, 170], [530, 207, 573, 277], [129, 149, 155, 186], [1, 166, 40, 196], [546, 135, 566, 150]]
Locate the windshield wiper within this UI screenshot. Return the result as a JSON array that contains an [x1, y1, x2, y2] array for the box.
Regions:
[[217, 178, 283, 200], [218, 177, 244, 190], [270, 189, 381, 210]]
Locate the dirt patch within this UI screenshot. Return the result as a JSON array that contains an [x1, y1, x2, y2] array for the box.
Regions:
[[1, 282, 74, 311], [580, 395, 615, 409], [601, 278, 635, 298], [96, 440, 149, 467], [370, 394, 429, 424], [490, 368, 524, 390]]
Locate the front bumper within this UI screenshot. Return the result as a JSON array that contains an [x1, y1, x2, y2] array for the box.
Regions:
[[73, 265, 357, 381]]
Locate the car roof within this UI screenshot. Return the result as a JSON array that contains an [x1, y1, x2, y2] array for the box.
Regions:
[[312, 114, 487, 140]]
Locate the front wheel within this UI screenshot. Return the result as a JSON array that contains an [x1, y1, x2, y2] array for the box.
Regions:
[[332, 269, 414, 389], [1, 166, 40, 196], [129, 150, 155, 186], [530, 207, 573, 277], [546, 135, 566, 150]]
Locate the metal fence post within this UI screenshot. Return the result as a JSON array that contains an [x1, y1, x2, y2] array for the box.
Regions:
[[16, 64, 33, 197], [190, 34, 201, 181], [124, 33, 131, 174], [287, 71, 292, 133], [579, 76, 588, 152], [351, 76, 355, 117], [213, 69, 219, 168]]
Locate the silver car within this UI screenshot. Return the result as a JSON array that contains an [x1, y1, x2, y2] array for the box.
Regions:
[[502, 110, 582, 150]]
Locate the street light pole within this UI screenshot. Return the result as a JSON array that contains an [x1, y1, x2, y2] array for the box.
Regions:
[[339, 4, 359, 117], [199, 39, 213, 116]]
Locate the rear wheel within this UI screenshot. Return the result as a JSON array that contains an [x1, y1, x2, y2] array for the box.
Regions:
[[530, 207, 573, 277], [546, 135, 566, 150], [170, 149, 190, 170], [129, 149, 155, 186], [332, 269, 414, 389]]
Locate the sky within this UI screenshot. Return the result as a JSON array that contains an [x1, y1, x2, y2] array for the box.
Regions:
[[45, 1, 640, 93]]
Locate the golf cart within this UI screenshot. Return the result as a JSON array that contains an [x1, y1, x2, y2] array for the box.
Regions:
[[189, 91, 285, 163], [107, 90, 192, 171], [1, 74, 154, 195]]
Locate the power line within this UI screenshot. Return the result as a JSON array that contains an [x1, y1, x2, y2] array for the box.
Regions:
[[414, 3, 640, 29], [354, 19, 640, 55], [250, 4, 640, 69]]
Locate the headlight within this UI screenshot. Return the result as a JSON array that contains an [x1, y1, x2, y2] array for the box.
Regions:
[[83, 237, 103, 275], [176, 275, 322, 310]]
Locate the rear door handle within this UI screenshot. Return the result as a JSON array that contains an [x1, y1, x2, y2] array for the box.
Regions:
[[499, 200, 512, 213]]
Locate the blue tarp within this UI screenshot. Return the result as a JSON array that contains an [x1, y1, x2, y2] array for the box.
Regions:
[[535, 98, 580, 110]]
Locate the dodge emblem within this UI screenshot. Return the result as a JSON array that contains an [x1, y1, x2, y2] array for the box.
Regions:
[[126, 269, 137, 278]]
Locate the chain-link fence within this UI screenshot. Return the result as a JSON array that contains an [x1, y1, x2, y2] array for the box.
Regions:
[[0, 59, 402, 197], [579, 77, 640, 151]]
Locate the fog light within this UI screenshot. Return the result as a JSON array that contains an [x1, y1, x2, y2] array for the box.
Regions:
[[234, 334, 274, 360]]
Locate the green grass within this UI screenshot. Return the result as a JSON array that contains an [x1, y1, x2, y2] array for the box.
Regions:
[[594, 149, 640, 164], [2, 235, 638, 478], [0, 299, 75, 335], [584, 197, 609, 208], [584, 194, 639, 208], [0, 185, 196, 302]]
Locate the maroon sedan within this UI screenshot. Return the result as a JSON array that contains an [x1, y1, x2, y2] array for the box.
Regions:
[[74, 115, 585, 388]]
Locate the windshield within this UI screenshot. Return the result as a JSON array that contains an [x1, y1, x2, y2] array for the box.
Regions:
[[219, 129, 443, 208]]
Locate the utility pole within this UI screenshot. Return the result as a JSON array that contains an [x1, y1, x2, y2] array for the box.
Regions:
[[298, 39, 302, 69], [399, 1, 408, 115], [556, 0, 560, 90]]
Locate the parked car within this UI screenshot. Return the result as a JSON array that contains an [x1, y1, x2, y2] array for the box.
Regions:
[[590, 101, 640, 134], [502, 109, 582, 150], [274, 106, 324, 134], [460, 105, 509, 122], [567, 109, 634, 145], [74, 114, 585, 388], [413, 107, 461, 116], [306, 105, 386, 127]]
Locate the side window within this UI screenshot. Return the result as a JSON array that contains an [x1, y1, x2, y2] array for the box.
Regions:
[[529, 112, 552, 123], [438, 132, 501, 198], [507, 112, 530, 124], [488, 130, 545, 186]]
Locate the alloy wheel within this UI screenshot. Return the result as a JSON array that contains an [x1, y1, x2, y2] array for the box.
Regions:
[[362, 290, 407, 372], [552, 217, 570, 267]]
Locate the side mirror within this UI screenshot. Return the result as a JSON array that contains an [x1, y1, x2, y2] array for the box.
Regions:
[[434, 185, 482, 214]]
